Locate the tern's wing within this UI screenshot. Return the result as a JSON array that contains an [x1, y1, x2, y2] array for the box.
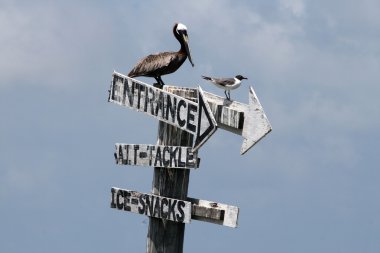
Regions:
[[212, 77, 236, 87]]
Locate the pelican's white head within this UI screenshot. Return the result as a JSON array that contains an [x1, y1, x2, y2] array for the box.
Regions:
[[176, 23, 188, 32], [173, 22, 194, 67]]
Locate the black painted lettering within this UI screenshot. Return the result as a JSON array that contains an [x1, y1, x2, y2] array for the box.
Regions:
[[111, 79, 117, 101], [116, 189, 124, 210], [110, 188, 116, 208], [148, 87, 156, 115], [135, 83, 140, 109], [187, 103, 197, 132], [133, 145, 139, 165], [117, 145, 123, 164], [144, 84, 149, 112], [162, 146, 170, 167], [160, 198, 169, 219], [125, 145, 130, 165], [186, 147, 195, 167], [137, 83, 145, 110], [124, 79, 135, 106], [168, 199, 177, 221], [154, 146, 162, 167], [170, 147, 178, 167], [176, 201, 186, 222], [177, 99, 187, 127], [153, 196, 161, 218], [177, 148, 185, 167], [131, 198, 138, 205], [124, 191, 131, 211], [139, 151, 147, 159], [148, 146, 155, 166], [145, 195, 154, 217], [166, 95, 176, 123], [155, 91, 164, 118], [138, 194, 145, 214]]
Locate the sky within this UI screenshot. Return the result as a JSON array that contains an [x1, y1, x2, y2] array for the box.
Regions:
[[1, 0, 379, 252]]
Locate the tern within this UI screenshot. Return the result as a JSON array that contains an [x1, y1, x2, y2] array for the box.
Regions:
[[201, 75, 248, 100]]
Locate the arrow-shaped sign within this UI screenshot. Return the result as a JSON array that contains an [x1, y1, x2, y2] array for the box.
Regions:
[[240, 87, 272, 154], [108, 71, 217, 152], [166, 86, 272, 155]]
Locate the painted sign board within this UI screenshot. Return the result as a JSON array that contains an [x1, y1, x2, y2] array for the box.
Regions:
[[166, 86, 272, 155], [188, 197, 239, 228], [114, 144, 199, 169], [108, 71, 217, 152], [111, 187, 192, 223]]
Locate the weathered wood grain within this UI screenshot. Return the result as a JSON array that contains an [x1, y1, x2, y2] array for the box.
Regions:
[[114, 143, 199, 169], [146, 85, 196, 253], [188, 197, 239, 228]]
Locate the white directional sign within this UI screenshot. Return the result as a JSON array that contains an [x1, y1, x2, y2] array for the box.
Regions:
[[115, 143, 199, 169], [188, 197, 239, 228], [109, 71, 217, 152], [110, 187, 239, 227], [166, 86, 272, 155], [111, 187, 192, 223]]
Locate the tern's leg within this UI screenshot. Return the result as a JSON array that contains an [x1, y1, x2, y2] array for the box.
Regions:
[[225, 90, 231, 100]]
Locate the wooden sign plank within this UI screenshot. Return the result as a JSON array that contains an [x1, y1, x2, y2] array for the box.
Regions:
[[114, 144, 199, 169], [188, 197, 239, 228], [108, 71, 217, 152], [165, 86, 272, 155], [110, 187, 192, 223]]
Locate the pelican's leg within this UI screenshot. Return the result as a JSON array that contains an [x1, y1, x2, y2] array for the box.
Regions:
[[154, 76, 165, 89], [154, 77, 163, 89], [158, 76, 166, 87]]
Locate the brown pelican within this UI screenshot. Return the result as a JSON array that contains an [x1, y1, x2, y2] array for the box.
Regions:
[[128, 23, 194, 88], [201, 75, 248, 100]]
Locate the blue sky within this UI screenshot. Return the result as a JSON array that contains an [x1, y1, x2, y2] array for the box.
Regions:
[[1, 0, 379, 252]]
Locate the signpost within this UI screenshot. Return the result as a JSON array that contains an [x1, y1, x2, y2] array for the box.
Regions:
[[107, 71, 272, 252]]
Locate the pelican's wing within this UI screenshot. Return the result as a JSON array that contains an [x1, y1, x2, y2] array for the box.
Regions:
[[128, 52, 176, 77]]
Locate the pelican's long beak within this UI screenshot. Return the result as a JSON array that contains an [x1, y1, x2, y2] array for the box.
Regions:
[[182, 34, 194, 67]]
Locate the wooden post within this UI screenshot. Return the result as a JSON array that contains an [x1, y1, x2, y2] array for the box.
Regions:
[[146, 86, 195, 253]]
